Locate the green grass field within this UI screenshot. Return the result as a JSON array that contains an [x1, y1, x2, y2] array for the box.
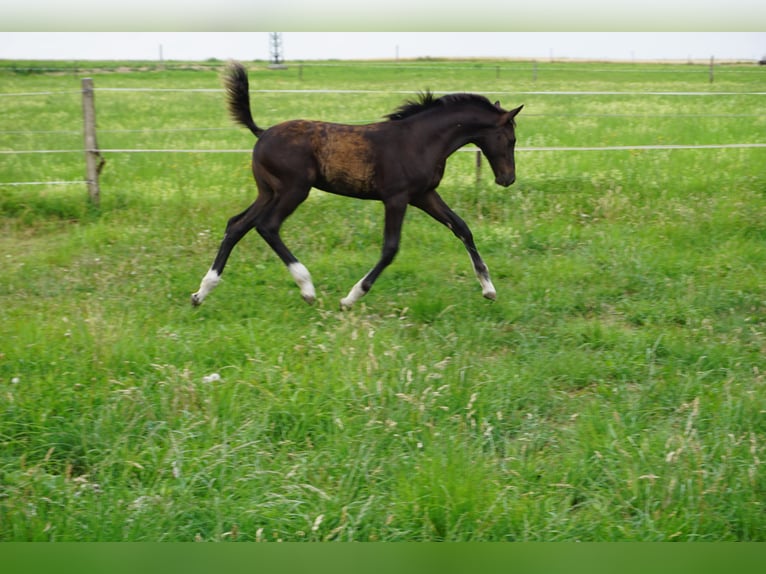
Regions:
[[1, 59, 765, 541]]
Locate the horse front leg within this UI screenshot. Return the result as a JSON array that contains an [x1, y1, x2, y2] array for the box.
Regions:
[[410, 190, 496, 301], [340, 198, 407, 310]]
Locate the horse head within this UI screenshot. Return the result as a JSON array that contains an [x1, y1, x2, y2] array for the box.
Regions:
[[473, 103, 524, 187]]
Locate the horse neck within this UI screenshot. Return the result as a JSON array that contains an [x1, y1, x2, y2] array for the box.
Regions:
[[412, 106, 496, 158]]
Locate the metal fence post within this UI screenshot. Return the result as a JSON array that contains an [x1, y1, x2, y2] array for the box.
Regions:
[[475, 150, 482, 183]]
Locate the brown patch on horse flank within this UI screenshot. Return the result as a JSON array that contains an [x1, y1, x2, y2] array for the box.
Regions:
[[313, 124, 376, 194]]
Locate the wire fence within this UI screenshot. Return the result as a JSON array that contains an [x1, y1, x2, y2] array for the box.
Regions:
[[4, 143, 766, 159], [2, 85, 765, 191], [4, 88, 766, 98]]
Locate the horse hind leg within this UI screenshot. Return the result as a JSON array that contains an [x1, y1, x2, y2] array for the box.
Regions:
[[254, 184, 317, 304], [191, 195, 271, 306]]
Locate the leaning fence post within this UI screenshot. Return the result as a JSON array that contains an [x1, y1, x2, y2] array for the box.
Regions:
[[81, 78, 104, 206]]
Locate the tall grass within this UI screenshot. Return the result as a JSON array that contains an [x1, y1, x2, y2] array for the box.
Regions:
[[1, 60, 764, 541]]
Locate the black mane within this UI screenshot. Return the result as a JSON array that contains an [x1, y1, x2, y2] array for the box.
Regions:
[[385, 91, 497, 121]]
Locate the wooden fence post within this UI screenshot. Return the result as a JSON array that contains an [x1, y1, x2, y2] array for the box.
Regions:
[[81, 78, 104, 206]]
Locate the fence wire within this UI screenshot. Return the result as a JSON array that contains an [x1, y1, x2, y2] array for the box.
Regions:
[[2, 84, 764, 187]]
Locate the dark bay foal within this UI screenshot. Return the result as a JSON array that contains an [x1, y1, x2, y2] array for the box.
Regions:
[[192, 62, 522, 309]]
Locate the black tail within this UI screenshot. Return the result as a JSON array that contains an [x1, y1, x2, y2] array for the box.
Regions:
[[224, 62, 264, 138]]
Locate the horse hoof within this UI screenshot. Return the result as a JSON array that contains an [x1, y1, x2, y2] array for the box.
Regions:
[[483, 289, 497, 301], [191, 293, 203, 307], [339, 299, 353, 311], [302, 294, 316, 305]]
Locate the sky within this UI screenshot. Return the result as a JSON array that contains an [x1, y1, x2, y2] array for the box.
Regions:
[[1, 32, 765, 63]]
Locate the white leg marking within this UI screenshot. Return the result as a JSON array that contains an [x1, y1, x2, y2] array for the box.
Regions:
[[480, 276, 497, 300], [288, 262, 316, 304], [191, 268, 221, 306], [474, 262, 496, 300], [340, 278, 367, 310]]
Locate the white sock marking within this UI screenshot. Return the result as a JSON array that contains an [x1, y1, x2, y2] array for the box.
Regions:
[[473, 261, 496, 300], [288, 262, 316, 303], [340, 278, 367, 310], [480, 276, 497, 300], [191, 268, 220, 305]]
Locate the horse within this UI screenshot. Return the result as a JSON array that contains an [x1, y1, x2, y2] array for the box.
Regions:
[[191, 62, 523, 310]]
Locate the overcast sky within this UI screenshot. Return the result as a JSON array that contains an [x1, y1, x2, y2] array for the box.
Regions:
[[1, 32, 764, 62]]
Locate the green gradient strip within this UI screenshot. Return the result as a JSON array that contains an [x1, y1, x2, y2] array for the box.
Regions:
[[1, 1, 765, 31]]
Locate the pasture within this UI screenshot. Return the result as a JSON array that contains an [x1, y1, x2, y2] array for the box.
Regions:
[[1, 59, 765, 541]]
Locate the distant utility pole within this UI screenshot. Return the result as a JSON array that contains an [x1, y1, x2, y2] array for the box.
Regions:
[[269, 32, 287, 69]]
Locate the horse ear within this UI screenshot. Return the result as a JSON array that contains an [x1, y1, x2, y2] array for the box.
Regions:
[[498, 105, 523, 126], [494, 100, 502, 109]]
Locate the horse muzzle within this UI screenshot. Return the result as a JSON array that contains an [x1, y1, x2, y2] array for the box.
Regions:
[[495, 173, 516, 187]]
